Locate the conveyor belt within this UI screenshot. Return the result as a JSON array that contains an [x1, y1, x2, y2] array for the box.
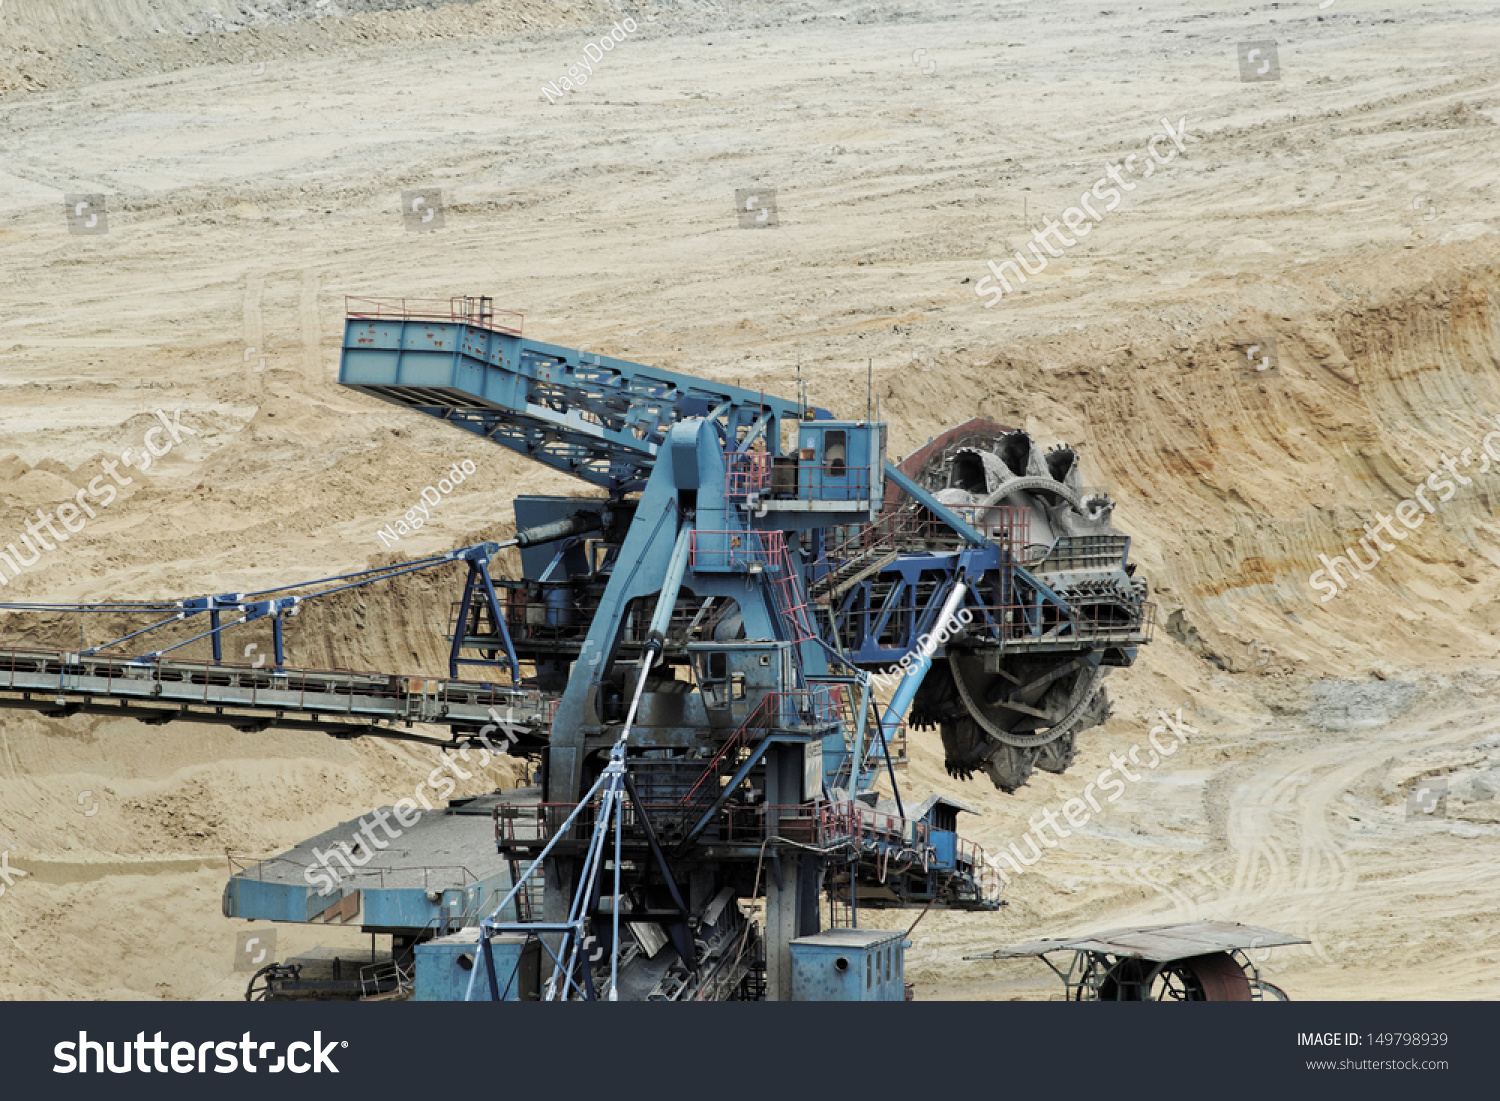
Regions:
[[0, 647, 555, 745]]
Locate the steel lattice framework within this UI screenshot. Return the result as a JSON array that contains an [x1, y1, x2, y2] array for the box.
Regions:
[[339, 297, 816, 493]]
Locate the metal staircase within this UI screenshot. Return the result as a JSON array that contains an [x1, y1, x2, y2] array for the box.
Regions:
[[810, 546, 900, 603]]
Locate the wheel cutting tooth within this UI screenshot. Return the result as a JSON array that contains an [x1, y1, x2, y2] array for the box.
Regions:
[[904, 419, 1142, 794]]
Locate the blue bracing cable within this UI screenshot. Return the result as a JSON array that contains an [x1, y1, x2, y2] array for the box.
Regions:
[[141, 616, 252, 661], [10, 543, 496, 660], [235, 546, 485, 599], [80, 611, 191, 655]]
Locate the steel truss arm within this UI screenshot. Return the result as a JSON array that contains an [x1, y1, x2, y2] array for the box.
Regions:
[[340, 313, 825, 493]]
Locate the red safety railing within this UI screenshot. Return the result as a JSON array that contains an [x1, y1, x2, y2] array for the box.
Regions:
[[689, 530, 816, 642], [773, 459, 874, 503], [494, 801, 863, 848], [492, 796, 1003, 903], [955, 836, 1005, 905], [689, 529, 773, 573], [722, 803, 863, 846], [964, 599, 1157, 646], [345, 295, 523, 336], [676, 688, 843, 809], [725, 451, 772, 501], [819, 504, 1030, 572], [677, 696, 773, 809], [952, 503, 1030, 551], [789, 686, 843, 727]]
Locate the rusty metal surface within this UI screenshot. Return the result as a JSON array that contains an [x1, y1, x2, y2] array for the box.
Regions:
[[1185, 951, 1254, 1001]]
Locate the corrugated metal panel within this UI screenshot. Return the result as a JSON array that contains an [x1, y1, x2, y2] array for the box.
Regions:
[[981, 921, 1310, 962]]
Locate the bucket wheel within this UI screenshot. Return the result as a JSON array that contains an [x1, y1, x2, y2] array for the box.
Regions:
[[899, 421, 1143, 793], [938, 652, 1104, 791]]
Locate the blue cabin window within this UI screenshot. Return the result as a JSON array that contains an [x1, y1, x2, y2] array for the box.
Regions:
[[825, 430, 847, 477]]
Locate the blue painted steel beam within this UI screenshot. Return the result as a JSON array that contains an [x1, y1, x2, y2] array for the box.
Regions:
[[449, 557, 521, 684], [827, 546, 1001, 665], [883, 462, 989, 546], [339, 314, 824, 493], [681, 733, 804, 847]]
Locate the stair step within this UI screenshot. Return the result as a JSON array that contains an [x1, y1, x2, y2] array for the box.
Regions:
[[813, 548, 900, 600]]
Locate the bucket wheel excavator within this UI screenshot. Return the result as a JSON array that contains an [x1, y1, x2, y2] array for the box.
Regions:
[[0, 298, 1154, 1000]]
